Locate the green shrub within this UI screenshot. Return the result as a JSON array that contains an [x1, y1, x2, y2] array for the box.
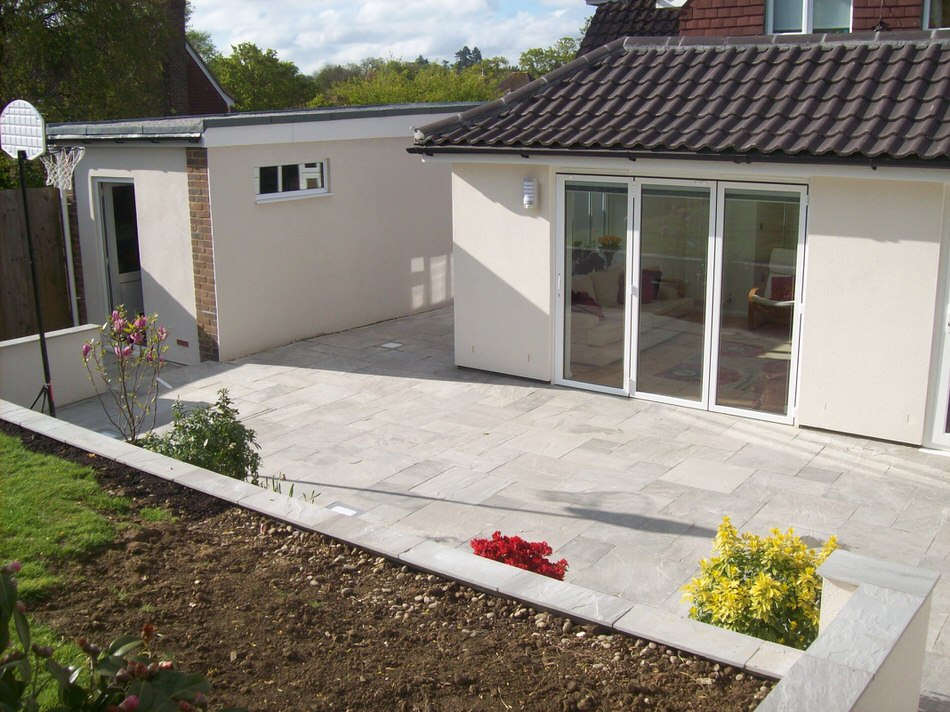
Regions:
[[683, 517, 837, 650], [141, 390, 261, 482]]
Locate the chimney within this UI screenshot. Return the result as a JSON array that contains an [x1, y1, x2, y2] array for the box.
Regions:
[[165, 0, 189, 115]]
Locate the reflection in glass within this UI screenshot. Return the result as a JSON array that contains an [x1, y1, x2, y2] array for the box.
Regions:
[[563, 181, 628, 389], [636, 186, 710, 402], [718, 189, 800, 415]]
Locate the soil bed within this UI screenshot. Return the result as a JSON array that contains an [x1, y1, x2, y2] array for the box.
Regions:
[[1, 420, 775, 712]]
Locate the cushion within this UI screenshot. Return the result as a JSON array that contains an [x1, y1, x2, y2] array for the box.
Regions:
[[591, 265, 623, 307], [657, 283, 679, 301], [641, 269, 662, 304], [571, 273, 596, 298], [571, 291, 604, 319], [769, 275, 794, 301]]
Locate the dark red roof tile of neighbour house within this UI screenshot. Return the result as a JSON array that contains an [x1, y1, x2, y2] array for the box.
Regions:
[[411, 31, 950, 166]]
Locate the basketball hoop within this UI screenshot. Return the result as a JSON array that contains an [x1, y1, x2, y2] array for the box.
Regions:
[[40, 146, 85, 192]]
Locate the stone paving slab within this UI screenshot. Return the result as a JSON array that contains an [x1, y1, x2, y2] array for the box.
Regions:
[[23, 306, 950, 708]]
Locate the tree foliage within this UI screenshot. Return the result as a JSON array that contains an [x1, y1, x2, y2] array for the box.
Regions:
[[209, 42, 315, 111], [518, 36, 580, 77], [311, 56, 511, 107], [454, 45, 483, 71]]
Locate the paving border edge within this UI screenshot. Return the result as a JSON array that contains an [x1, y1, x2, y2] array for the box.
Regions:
[[1, 400, 796, 686]]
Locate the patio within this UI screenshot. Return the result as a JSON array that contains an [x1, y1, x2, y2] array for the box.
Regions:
[[57, 306, 950, 709]]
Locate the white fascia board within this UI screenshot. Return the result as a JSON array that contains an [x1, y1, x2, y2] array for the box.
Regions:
[[656, 0, 689, 7], [417, 151, 950, 185], [203, 112, 463, 148]]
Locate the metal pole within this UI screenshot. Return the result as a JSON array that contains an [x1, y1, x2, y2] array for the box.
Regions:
[[18, 149, 56, 417]]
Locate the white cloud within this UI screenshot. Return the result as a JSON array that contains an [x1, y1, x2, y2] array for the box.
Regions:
[[189, 0, 592, 73]]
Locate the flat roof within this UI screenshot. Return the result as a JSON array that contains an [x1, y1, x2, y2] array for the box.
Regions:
[[47, 103, 479, 143]]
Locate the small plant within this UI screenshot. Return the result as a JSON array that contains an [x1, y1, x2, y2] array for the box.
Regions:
[[1, 561, 242, 711], [470, 531, 568, 581], [683, 517, 837, 650], [82, 307, 168, 443], [140, 390, 260, 482]]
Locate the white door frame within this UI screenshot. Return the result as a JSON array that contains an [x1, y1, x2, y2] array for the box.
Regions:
[[554, 174, 636, 396], [95, 178, 142, 314], [554, 174, 809, 425], [925, 186, 950, 449]]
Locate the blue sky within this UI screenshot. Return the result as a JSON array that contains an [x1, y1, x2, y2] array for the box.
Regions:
[[189, 0, 594, 74]]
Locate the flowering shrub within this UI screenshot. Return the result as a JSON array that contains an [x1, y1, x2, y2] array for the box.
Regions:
[[82, 307, 168, 442], [0, 562, 241, 711], [470, 531, 568, 581], [141, 390, 261, 482], [683, 517, 837, 650]]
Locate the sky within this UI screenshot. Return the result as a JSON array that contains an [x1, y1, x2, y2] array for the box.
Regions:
[[188, 0, 594, 74]]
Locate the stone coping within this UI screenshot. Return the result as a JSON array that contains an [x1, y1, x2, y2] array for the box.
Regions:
[[1, 399, 798, 687]]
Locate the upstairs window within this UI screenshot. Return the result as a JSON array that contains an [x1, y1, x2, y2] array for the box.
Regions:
[[925, 0, 949, 27], [255, 160, 328, 202], [767, 0, 852, 33]]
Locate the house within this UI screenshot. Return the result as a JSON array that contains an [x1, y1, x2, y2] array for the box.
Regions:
[[47, 103, 473, 364], [409, 31, 950, 448], [165, 0, 235, 115], [582, 0, 946, 37]]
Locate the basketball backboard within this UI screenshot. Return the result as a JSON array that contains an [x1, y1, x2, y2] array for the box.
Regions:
[[1, 100, 46, 160]]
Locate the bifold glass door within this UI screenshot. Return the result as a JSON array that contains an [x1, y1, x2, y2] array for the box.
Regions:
[[557, 176, 806, 423], [560, 178, 632, 392]]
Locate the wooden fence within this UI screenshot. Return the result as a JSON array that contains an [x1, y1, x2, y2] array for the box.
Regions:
[[0, 187, 72, 341]]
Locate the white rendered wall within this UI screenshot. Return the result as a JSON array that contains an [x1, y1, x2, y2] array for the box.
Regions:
[[798, 177, 946, 444], [451, 164, 552, 381], [72, 147, 201, 365], [206, 137, 454, 361]]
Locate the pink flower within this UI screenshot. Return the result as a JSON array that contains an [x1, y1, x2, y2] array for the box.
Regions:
[[157, 326, 168, 341], [177, 702, 194, 711], [111, 310, 120, 322], [118, 695, 140, 711], [113, 318, 126, 333], [114, 345, 133, 360], [130, 331, 145, 345], [4, 561, 22, 574], [134, 316, 148, 330], [82, 342, 93, 360]]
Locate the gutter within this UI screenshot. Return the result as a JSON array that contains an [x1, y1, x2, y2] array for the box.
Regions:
[[406, 145, 950, 171]]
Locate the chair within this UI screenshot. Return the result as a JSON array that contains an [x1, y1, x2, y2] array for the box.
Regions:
[[748, 248, 796, 330]]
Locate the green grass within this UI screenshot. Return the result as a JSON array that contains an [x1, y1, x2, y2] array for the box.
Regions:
[[139, 506, 175, 523], [0, 431, 129, 599]]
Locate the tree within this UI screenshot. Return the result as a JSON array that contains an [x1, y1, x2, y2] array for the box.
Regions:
[[312, 57, 512, 107], [454, 45, 483, 71], [186, 28, 219, 63], [519, 36, 580, 77], [0, 0, 173, 187], [209, 42, 315, 111]]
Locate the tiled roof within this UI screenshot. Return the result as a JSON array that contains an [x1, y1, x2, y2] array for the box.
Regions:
[[578, 0, 679, 55], [412, 32, 950, 165]]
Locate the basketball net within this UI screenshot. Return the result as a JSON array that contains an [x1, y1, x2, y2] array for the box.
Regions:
[[39, 146, 84, 192]]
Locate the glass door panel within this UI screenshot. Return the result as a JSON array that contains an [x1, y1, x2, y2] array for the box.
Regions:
[[716, 188, 801, 416], [636, 185, 712, 402], [563, 180, 629, 390]]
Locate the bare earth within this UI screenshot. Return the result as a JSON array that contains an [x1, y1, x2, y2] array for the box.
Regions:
[[2, 420, 774, 712]]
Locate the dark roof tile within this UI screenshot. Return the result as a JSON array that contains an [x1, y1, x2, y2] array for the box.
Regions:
[[578, 0, 678, 56], [413, 33, 950, 164]]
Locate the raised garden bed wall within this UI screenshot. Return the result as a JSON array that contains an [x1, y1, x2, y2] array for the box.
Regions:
[[0, 324, 100, 408], [0, 399, 939, 711]]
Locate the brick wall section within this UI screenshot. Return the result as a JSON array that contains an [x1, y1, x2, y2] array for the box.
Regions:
[[164, 0, 189, 115], [186, 147, 219, 361], [679, 0, 766, 35], [65, 191, 86, 324], [185, 55, 231, 114], [678, 0, 923, 34]]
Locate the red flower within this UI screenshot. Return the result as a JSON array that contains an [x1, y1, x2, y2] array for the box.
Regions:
[[470, 531, 568, 581]]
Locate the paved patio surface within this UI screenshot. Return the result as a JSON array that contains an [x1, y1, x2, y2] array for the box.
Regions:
[[58, 307, 950, 710]]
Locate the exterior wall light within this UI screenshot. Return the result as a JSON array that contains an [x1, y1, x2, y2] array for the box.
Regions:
[[523, 177, 538, 209]]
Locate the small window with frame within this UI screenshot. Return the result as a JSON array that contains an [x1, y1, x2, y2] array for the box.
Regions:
[[255, 160, 329, 201]]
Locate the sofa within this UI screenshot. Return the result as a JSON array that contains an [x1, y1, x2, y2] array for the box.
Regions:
[[568, 264, 695, 368]]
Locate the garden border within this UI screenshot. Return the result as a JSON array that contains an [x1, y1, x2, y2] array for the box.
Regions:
[[0, 398, 938, 710]]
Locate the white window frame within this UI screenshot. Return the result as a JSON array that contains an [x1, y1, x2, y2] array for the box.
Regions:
[[255, 159, 330, 203], [923, 0, 949, 27], [766, 0, 853, 33]]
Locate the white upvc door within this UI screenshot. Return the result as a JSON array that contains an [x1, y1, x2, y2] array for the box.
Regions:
[[926, 189, 950, 449]]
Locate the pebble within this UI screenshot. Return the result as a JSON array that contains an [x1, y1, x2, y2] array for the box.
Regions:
[[736, 673, 745, 682], [562, 620, 573, 634]]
